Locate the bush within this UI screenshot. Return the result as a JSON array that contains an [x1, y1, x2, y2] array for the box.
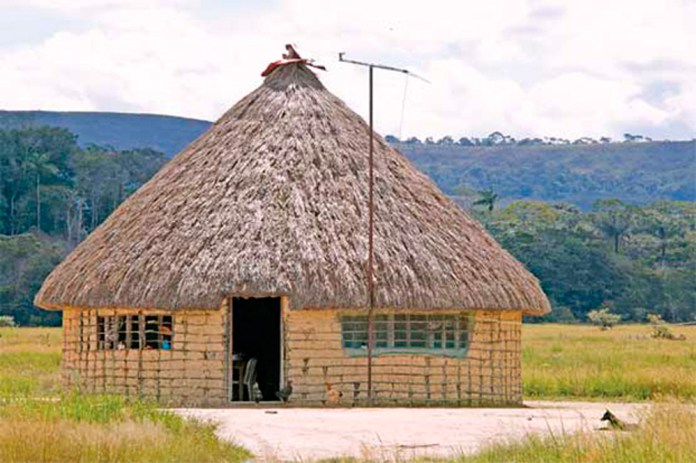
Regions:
[[587, 308, 621, 330], [0, 316, 16, 327], [647, 314, 686, 340]]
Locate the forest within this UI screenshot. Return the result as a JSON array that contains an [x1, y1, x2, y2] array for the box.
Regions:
[[477, 200, 694, 323], [0, 126, 693, 325], [0, 126, 167, 325]]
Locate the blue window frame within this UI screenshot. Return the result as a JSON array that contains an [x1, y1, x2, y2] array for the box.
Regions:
[[341, 313, 471, 357]]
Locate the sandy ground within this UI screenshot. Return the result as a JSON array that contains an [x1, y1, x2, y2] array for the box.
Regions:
[[176, 401, 646, 461]]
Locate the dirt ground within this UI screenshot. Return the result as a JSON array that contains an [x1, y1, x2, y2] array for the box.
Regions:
[[176, 401, 646, 461]]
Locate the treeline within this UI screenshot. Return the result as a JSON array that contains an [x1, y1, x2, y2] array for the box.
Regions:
[[0, 126, 167, 325], [387, 131, 660, 147], [477, 200, 695, 323], [0, 126, 693, 325]]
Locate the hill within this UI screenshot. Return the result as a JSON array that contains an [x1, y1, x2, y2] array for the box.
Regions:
[[0, 110, 693, 208], [0, 110, 211, 156], [396, 141, 696, 209]]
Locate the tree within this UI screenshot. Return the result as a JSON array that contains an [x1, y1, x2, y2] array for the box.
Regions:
[[0, 233, 65, 326], [473, 188, 499, 212], [458, 137, 474, 146], [639, 201, 693, 267], [0, 126, 75, 236], [24, 151, 58, 232], [592, 199, 637, 254], [487, 201, 631, 321]]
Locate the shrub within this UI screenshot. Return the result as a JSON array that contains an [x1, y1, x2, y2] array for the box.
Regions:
[[0, 316, 16, 327], [647, 314, 686, 340], [587, 308, 621, 330]]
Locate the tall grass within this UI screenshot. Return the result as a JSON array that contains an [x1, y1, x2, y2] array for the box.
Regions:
[[452, 402, 695, 463], [522, 324, 696, 401], [0, 327, 251, 462], [0, 395, 252, 463], [319, 403, 696, 463]]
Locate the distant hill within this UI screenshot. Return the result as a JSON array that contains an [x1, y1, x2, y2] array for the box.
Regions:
[[1, 110, 693, 208], [396, 141, 696, 209], [0, 110, 211, 156]]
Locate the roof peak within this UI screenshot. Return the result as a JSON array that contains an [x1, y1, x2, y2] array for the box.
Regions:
[[262, 61, 325, 90]]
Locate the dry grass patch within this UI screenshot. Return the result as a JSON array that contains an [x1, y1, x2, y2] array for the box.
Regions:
[[318, 402, 695, 463], [448, 402, 696, 463], [0, 395, 252, 463], [0, 416, 248, 463]]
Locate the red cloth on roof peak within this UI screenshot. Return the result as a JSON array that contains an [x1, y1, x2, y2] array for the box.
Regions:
[[261, 44, 327, 77]]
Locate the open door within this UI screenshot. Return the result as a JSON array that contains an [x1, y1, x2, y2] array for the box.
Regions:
[[228, 297, 282, 402]]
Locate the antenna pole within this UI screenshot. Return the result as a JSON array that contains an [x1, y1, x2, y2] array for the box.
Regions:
[[367, 63, 375, 404], [339, 52, 424, 404]]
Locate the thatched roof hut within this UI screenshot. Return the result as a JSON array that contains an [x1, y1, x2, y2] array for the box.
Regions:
[[35, 60, 549, 316], [36, 48, 550, 407]]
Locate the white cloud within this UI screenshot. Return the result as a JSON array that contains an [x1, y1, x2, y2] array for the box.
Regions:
[[0, 0, 694, 140]]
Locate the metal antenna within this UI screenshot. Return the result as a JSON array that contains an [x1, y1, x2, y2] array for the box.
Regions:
[[339, 52, 427, 404]]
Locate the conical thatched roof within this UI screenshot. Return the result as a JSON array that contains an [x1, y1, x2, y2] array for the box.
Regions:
[[36, 56, 550, 316]]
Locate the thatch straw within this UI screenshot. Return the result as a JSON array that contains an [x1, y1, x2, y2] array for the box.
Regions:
[[35, 62, 550, 315]]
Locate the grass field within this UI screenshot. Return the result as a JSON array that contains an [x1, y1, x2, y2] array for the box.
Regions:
[[0, 327, 61, 398], [0, 327, 250, 463], [522, 324, 696, 401], [1, 324, 694, 462]]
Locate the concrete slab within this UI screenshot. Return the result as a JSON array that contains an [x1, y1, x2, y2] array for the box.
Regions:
[[176, 401, 647, 462]]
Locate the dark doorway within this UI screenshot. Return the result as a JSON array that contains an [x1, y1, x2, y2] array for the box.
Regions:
[[230, 297, 281, 402]]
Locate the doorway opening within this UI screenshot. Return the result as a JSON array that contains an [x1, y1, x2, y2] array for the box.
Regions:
[[230, 297, 281, 402]]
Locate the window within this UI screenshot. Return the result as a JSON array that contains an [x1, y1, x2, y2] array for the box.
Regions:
[[341, 313, 471, 357], [97, 315, 173, 350]]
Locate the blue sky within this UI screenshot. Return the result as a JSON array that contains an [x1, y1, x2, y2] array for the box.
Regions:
[[0, 0, 694, 140]]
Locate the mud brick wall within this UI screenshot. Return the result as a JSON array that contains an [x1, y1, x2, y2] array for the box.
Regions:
[[61, 301, 522, 407], [62, 305, 228, 406], [284, 309, 522, 406]]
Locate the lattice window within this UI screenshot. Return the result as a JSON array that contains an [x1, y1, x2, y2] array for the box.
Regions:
[[97, 314, 173, 350], [341, 313, 471, 357]]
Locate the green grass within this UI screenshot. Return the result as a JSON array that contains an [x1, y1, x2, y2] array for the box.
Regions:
[[0, 327, 61, 398], [522, 324, 696, 401], [0, 327, 251, 463]]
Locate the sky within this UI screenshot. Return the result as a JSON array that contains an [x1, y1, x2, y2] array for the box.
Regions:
[[0, 0, 694, 141]]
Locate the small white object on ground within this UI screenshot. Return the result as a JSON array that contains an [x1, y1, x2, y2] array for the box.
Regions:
[[175, 401, 646, 461]]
